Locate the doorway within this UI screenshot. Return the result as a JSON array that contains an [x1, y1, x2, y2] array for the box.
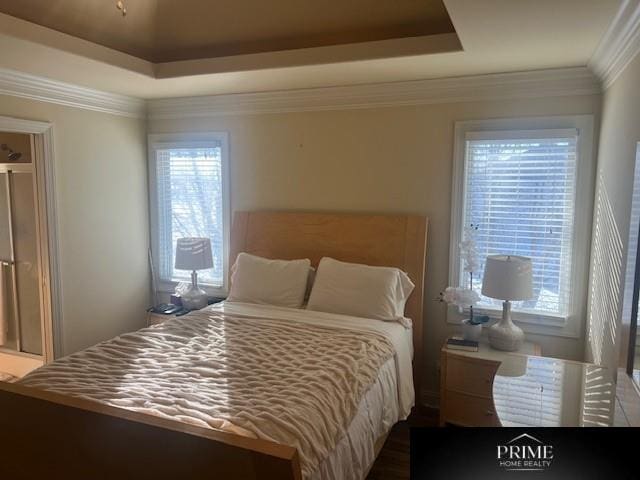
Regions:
[[0, 117, 60, 380]]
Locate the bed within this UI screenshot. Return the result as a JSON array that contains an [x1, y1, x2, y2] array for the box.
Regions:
[[0, 211, 428, 480]]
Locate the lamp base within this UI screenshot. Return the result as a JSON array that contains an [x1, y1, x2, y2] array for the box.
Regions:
[[181, 284, 208, 310], [181, 270, 209, 310], [488, 301, 524, 352]]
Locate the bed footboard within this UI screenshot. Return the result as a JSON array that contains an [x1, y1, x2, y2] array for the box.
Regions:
[[0, 382, 302, 480]]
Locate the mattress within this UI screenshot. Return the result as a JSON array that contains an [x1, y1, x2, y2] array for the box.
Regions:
[[21, 302, 415, 479]]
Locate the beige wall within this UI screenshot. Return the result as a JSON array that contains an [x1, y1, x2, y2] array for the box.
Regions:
[[0, 95, 150, 356], [150, 94, 601, 399], [586, 54, 640, 375]]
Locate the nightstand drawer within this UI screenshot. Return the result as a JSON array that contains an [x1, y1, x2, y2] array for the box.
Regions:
[[445, 354, 498, 398], [442, 390, 500, 427]]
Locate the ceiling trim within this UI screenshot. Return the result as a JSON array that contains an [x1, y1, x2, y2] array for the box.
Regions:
[[589, 0, 640, 89], [0, 68, 146, 118], [155, 33, 461, 78], [0, 66, 601, 121], [147, 67, 601, 119]]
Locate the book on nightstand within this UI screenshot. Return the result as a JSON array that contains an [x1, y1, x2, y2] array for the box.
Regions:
[[446, 337, 479, 352]]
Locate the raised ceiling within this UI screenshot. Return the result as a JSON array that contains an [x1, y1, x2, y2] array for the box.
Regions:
[[0, 0, 622, 99], [0, 0, 454, 62]]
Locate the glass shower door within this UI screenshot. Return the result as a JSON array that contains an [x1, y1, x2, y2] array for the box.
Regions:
[[0, 168, 42, 356], [0, 171, 17, 351]]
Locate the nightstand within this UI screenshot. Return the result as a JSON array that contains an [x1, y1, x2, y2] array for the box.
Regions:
[[146, 298, 226, 327], [439, 337, 541, 427]]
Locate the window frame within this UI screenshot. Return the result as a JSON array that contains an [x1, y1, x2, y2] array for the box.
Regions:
[[449, 115, 595, 338], [148, 132, 231, 297]]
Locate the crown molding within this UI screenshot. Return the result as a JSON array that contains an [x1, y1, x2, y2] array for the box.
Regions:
[[589, 0, 640, 89], [0, 65, 600, 121], [147, 67, 600, 120], [0, 68, 146, 118]]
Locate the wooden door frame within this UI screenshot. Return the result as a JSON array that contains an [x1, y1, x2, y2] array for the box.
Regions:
[[0, 115, 61, 362]]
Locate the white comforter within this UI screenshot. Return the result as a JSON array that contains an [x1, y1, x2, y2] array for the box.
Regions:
[[20, 302, 415, 478]]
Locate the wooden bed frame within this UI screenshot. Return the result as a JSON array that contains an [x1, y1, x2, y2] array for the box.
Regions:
[[0, 211, 428, 480]]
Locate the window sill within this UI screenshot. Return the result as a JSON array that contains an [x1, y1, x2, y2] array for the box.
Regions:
[[445, 304, 580, 339], [468, 305, 566, 327]]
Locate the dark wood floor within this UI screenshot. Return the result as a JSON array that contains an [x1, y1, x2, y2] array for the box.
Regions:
[[366, 407, 438, 480]]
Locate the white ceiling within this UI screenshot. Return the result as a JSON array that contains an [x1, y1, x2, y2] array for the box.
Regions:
[[0, 0, 622, 99]]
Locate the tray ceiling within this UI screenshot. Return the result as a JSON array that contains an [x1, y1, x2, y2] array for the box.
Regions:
[[0, 0, 621, 99], [0, 0, 455, 62]]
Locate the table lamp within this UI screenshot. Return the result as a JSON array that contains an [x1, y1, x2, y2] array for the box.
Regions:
[[481, 255, 533, 351], [175, 237, 213, 310]]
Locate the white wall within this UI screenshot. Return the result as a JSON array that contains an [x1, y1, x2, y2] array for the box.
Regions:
[[0, 95, 150, 356], [586, 53, 640, 374], [150, 93, 601, 399]]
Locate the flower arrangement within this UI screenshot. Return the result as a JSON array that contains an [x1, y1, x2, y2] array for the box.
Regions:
[[440, 286, 480, 313], [439, 224, 489, 331], [460, 224, 481, 274]]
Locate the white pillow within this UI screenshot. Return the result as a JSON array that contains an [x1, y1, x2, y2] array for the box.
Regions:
[[228, 253, 311, 308], [306, 257, 415, 323]]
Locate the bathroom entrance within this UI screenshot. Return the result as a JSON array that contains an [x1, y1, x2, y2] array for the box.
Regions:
[[0, 130, 54, 380]]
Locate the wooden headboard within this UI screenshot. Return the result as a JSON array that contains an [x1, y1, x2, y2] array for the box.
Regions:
[[230, 211, 429, 399]]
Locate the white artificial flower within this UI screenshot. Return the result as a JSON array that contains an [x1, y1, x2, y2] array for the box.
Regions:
[[460, 225, 480, 273], [441, 286, 458, 304], [441, 286, 480, 307], [457, 288, 481, 306]]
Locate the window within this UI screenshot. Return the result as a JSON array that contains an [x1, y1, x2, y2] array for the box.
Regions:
[[465, 131, 577, 317], [149, 133, 230, 294], [450, 117, 594, 334]]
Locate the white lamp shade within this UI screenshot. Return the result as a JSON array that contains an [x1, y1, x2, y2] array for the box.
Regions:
[[481, 255, 533, 301], [175, 237, 213, 271]]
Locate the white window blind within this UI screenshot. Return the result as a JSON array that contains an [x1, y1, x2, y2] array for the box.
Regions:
[[463, 130, 578, 317], [156, 143, 225, 287]]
